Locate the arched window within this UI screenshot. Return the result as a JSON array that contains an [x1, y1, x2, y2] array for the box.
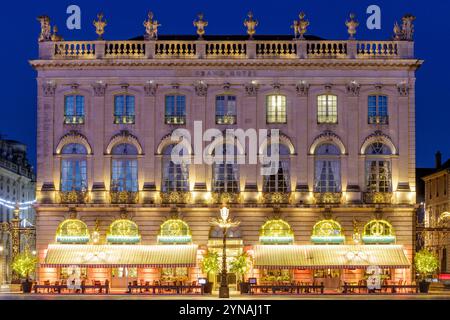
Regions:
[[106, 219, 141, 244], [114, 94, 135, 124], [266, 95, 286, 124], [56, 218, 90, 243], [365, 142, 392, 192], [60, 143, 87, 192], [262, 144, 290, 192], [311, 219, 345, 244], [259, 219, 294, 244], [317, 94, 337, 124], [362, 219, 395, 244], [64, 95, 85, 124], [368, 95, 388, 124], [158, 219, 192, 244], [162, 144, 189, 192], [111, 143, 138, 192], [314, 143, 341, 192], [212, 144, 239, 192], [216, 95, 237, 124]]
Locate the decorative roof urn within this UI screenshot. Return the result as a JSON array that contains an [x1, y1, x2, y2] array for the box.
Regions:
[[244, 11, 258, 40], [345, 13, 359, 40], [93, 13, 107, 40], [37, 15, 52, 42], [297, 12, 309, 39], [193, 13, 208, 40]]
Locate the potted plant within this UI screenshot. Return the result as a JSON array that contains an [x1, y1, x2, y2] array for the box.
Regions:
[[230, 252, 252, 294], [200, 251, 220, 294], [414, 249, 439, 293], [11, 250, 38, 293]]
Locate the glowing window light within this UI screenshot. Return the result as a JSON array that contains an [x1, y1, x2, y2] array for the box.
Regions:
[[259, 219, 294, 244], [362, 219, 396, 244], [106, 219, 141, 244], [311, 219, 345, 244], [158, 219, 192, 244], [55, 219, 90, 244]]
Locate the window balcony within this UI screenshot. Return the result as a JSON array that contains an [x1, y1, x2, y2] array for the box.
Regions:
[[261, 192, 292, 204], [58, 190, 88, 204], [215, 115, 236, 125], [368, 115, 389, 125], [313, 192, 343, 204], [363, 192, 393, 204], [165, 116, 186, 125], [110, 191, 139, 204], [317, 116, 338, 124], [211, 192, 241, 204], [64, 115, 85, 125], [160, 191, 191, 204], [114, 115, 135, 124]]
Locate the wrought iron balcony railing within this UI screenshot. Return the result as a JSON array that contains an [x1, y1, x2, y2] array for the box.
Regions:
[[110, 191, 139, 204], [363, 192, 393, 204], [58, 191, 88, 204], [160, 191, 191, 204], [313, 192, 342, 204]]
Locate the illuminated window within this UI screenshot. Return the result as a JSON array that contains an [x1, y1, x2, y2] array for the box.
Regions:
[[259, 219, 294, 244], [314, 143, 341, 192], [162, 144, 189, 192], [317, 94, 337, 124], [114, 95, 135, 124], [111, 144, 138, 192], [368, 95, 388, 124], [266, 95, 286, 124], [212, 144, 239, 192], [216, 95, 237, 124], [362, 219, 395, 244], [165, 95, 186, 124], [64, 95, 85, 124], [365, 142, 392, 192], [107, 219, 141, 244], [262, 144, 290, 192], [311, 219, 345, 244], [56, 218, 90, 243], [158, 219, 192, 244], [60, 143, 87, 192]]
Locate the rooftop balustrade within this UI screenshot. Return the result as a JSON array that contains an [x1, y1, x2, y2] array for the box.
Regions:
[[40, 38, 414, 61]]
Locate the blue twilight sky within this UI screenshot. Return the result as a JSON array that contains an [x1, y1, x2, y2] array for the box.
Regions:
[[0, 0, 448, 169]]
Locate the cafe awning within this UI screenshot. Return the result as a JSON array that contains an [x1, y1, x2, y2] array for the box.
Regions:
[[41, 244, 198, 268], [253, 244, 410, 269]]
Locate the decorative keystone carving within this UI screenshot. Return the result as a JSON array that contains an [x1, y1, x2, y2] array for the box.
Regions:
[[346, 81, 361, 96], [271, 82, 282, 91], [245, 82, 259, 96], [296, 81, 309, 96], [194, 81, 208, 96], [144, 81, 157, 96], [397, 82, 410, 96], [92, 81, 107, 96], [42, 81, 56, 96]]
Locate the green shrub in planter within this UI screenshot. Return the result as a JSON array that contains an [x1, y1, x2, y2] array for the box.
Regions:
[[11, 250, 38, 293], [200, 251, 220, 294], [414, 249, 439, 293]]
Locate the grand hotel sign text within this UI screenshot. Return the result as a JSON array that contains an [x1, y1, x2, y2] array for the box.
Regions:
[[194, 70, 257, 77]]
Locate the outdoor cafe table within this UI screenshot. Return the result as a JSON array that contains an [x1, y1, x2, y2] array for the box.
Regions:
[[127, 284, 204, 295], [342, 283, 419, 294], [249, 283, 325, 295], [33, 283, 109, 294]]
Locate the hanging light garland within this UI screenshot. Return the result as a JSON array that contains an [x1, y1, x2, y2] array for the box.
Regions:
[[0, 197, 36, 210]]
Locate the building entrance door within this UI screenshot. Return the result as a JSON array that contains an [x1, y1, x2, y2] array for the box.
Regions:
[[111, 267, 137, 289]]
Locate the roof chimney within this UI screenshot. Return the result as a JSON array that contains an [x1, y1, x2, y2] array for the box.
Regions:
[[435, 151, 442, 169]]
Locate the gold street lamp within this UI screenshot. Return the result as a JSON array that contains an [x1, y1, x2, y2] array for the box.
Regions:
[[210, 206, 240, 298]]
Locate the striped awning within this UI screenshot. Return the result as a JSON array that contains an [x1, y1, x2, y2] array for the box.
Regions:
[[253, 244, 410, 269], [41, 244, 198, 268]]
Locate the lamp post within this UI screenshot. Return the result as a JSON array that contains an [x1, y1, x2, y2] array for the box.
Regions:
[[211, 206, 240, 298]]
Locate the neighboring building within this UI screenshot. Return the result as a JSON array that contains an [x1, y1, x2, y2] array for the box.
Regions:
[[422, 152, 450, 272], [31, 12, 421, 292], [0, 138, 35, 284]]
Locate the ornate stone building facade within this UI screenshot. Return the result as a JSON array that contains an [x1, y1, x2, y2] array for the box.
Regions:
[[31, 12, 421, 291], [421, 152, 450, 272], [0, 139, 35, 284]]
